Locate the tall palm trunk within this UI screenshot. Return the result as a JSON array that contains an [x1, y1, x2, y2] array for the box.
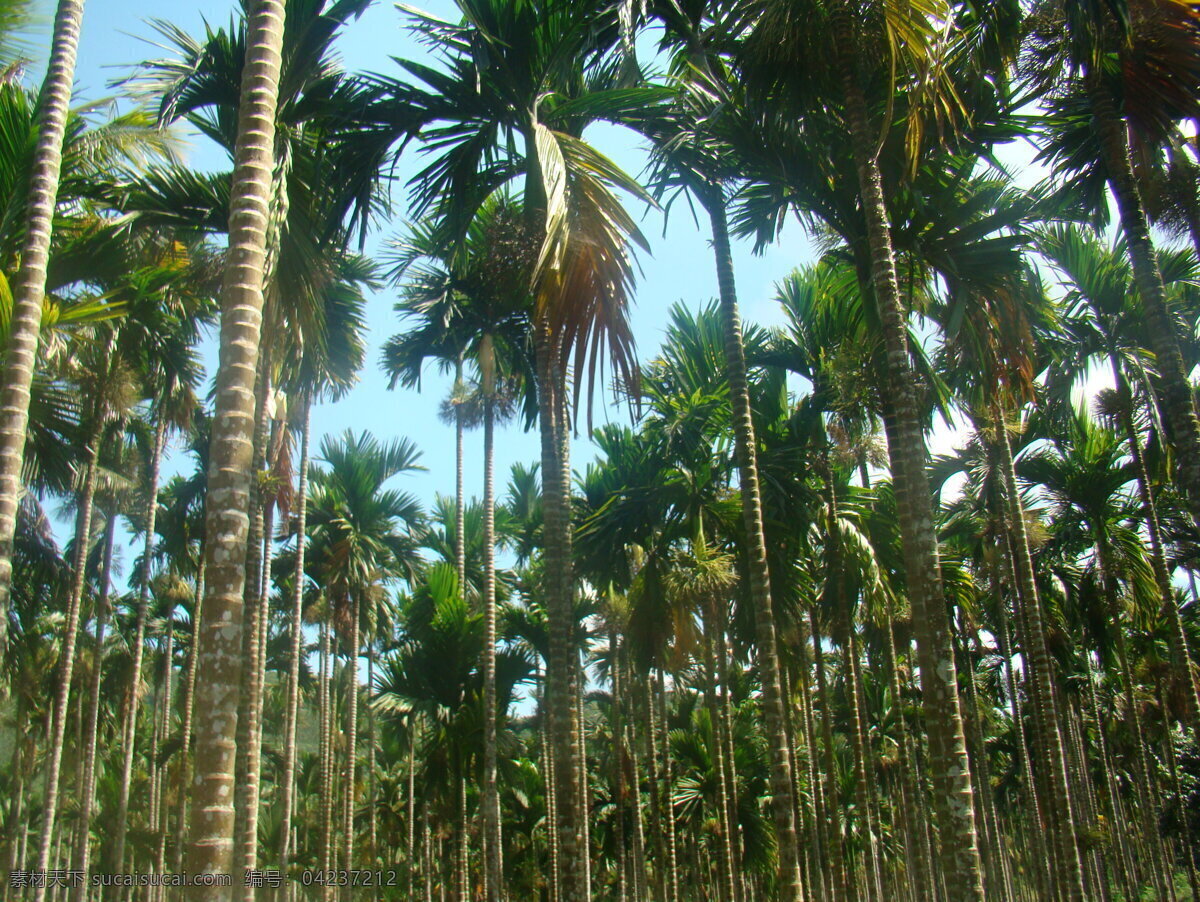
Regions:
[[342, 590, 361, 884], [655, 670, 679, 902], [811, 608, 853, 902], [32, 433, 99, 902], [1112, 363, 1200, 726], [0, 0, 86, 634], [185, 0, 285, 888], [113, 413, 167, 874], [993, 411, 1087, 900], [173, 557, 207, 877], [1086, 70, 1200, 531], [610, 630, 628, 902], [319, 615, 335, 902], [278, 394, 311, 874], [482, 384, 502, 900], [235, 359, 272, 899], [153, 606, 176, 892], [73, 512, 116, 898], [454, 355, 466, 591], [993, 410, 1089, 902], [701, 604, 738, 902], [707, 195, 804, 900], [534, 324, 588, 902], [829, 7, 985, 896]]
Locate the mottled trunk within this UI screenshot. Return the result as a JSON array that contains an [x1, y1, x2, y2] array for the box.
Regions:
[[796, 618, 829, 902], [454, 355, 466, 593], [655, 671, 679, 902], [482, 393, 501, 900], [811, 609, 852, 902], [154, 611, 176, 892], [534, 324, 587, 902], [830, 5, 984, 893], [993, 409, 1087, 901], [707, 197, 803, 899], [845, 625, 882, 901], [185, 0, 284, 891], [32, 434, 99, 902], [235, 358, 272, 900], [278, 395, 311, 873], [1087, 69, 1200, 532], [0, 0, 87, 633], [883, 616, 931, 902], [1113, 361, 1200, 728], [702, 602, 738, 902], [113, 413, 168, 877], [610, 631, 628, 902], [992, 542, 1053, 901], [173, 558, 206, 877], [343, 591, 360, 882], [73, 513, 116, 897], [319, 617, 335, 902], [1095, 536, 1172, 899]]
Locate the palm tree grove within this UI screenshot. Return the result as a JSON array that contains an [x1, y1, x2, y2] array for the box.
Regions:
[[5, 0, 1200, 899]]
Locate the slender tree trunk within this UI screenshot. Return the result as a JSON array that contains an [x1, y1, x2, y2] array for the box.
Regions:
[[320, 616, 334, 902], [610, 631, 628, 902], [406, 724, 417, 898], [702, 602, 738, 902], [454, 355, 466, 593], [811, 608, 853, 902], [32, 434, 99, 902], [73, 512, 116, 897], [1113, 362, 1200, 728], [278, 394, 311, 874], [534, 324, 587, 902], [235, 359, 272, 901], [114, 413, 168, 877], [482, 391, 501, 900], [707, 196, 804, 900], [0, 0, 87, 632], [654, 670, 680, 902], [846, 623, 883, 902], [1087, 70, 1200, 532], [624, 666, 648, 902], [884, 616, 932, 902], [796, 618, 829, 902], [185, 0, 284, 889], [828, 7, 985, 894], [992, 406, 1087, 901], [342, 591, 361, 886], [992, 538, 1054, 902], [366, 647, 377, 874], [154, 608, 176, 894], [174, 558, 206, 879]]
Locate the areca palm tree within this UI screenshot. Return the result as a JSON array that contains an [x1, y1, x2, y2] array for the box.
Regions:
[[183, 0, 287, 889], [1026, 0, 1200, 531], [0, 0, 91, 638], [378, 5, 661, 896], [304, 429, 424, 882], [383, 196, 533, 897], [731, 3, 1036, 893]]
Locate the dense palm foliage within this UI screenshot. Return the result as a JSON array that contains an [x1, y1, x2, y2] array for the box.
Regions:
[[2, 0, 1200, 900]]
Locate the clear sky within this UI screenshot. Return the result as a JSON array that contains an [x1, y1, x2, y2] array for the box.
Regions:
[[24, 0, 1052, 577]]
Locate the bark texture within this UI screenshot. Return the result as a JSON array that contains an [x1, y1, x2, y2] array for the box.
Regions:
[[709, 197, 804, 900], [830, 5, 985, 894], [0, 0, 86, 638], [185, 0, 285, 890]]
